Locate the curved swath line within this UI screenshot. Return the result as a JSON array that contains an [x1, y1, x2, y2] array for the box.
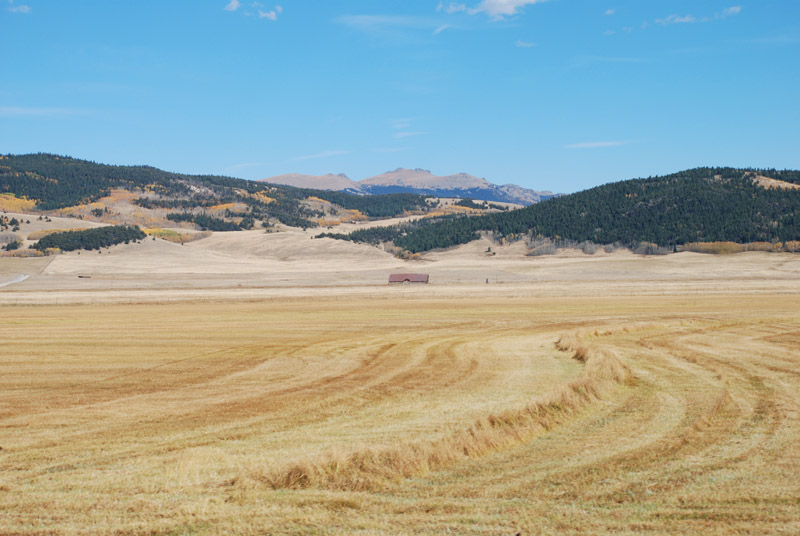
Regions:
[[150, 328, 536, 454], [200, 332, 492, 430], [469, 325, 733, 496], [26, 328, 508, 474], [532, 322, 788, 504], [611, 331, 785, 496], [202, 325, 533, 431], [249, 331, 631, 490]]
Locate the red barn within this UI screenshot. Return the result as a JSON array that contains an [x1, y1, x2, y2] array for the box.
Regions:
[[389, 273, 429, 284]]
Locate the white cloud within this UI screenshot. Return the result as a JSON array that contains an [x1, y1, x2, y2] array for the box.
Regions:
[[433, 24, 451, 35], [565, 141, 628, 149], [259, 9, 277, 20], [227, 1, 282, 21], [437, 2, 469, 14], [393, 131, 426, 139], [474, 0, 548, 20], [656, 14, 696, 25], [515, 40, 536, 47], [289, 150, 350, 162], [603, 30, 615, 36], [604, 9, 615, 16], [656, 6, 741, 26], [8, 4, 31, 14], [438, 0, 548, 20], [721, 6, 742, 18]]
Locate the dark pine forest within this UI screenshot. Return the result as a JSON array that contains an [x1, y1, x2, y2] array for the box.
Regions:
[[326, 168, 800, 253]]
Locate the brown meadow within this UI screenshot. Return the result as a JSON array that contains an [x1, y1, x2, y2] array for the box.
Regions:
[[2, 293, 799, 534]]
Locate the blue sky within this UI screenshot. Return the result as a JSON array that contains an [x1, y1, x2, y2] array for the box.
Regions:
[[2, 1, 799, 192]]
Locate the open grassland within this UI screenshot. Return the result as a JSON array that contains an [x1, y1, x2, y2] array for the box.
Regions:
[[2, 295, 800, 534]]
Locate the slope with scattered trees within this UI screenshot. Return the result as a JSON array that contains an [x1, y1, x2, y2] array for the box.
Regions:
[[0, 154, 429, 228], [327, 168, 800, 253]]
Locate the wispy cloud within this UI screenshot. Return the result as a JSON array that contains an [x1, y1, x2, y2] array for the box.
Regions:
[[391, 118, 413, 130], [337, 13, 462, 41], [438, 0, 549, 20], [393, 131, 426, 139], [565, 141, 628, 149], [223, 0, 240, 11], [259, 5, 282, 21], [225, 1, 282, 21], [656, 14, 696, 25], [477, 0, 550, 19], [372, 147, 408, 153], [390, 119, 425, 139], [515, 40, 536, 48], [289, 150, 350, 162], [437, 2, 468, 14], [721, 6, 742, 18], [604, 9, 615, 16], [0, 106, 81, 117], [657, 6, 741, 26], [8, 1, 31, 14]]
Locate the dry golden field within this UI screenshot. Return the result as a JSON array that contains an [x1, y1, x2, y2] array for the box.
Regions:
[[2, 293, 800, 535]]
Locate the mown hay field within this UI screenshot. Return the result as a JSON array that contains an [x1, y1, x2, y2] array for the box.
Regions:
[[1, 295, 799, 535]]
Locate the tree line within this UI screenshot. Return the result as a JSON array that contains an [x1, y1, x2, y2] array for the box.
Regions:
[[33, 225, 146, 252], [327, 168, 800, 253]]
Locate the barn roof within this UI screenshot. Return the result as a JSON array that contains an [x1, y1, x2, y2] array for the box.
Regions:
[[389, 273, 429, 283]]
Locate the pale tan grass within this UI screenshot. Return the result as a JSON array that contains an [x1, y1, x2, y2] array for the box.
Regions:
[[1, 296, 799, 534], [252, 337, 628, 491]]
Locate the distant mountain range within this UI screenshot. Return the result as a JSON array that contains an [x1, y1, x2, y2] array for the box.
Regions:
[[260, 168, 557, 205]]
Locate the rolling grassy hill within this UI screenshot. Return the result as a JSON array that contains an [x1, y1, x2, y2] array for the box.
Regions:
[[0, 153, 430, 228]]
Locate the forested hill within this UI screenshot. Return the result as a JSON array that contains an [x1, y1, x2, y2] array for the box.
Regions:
[[0, 154, 428, 227], [330, 168, 800, 253]]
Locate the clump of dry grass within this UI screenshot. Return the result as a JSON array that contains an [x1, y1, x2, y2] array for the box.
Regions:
[[26, 228, 87, 241], [0, 247, 56, 258], [248, 331, 631, 491], [679, 241, 789, 254]]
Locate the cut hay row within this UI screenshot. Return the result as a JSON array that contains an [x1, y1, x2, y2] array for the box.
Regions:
[[249, 331, 631, 491], [3, 297, 799, 534]]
